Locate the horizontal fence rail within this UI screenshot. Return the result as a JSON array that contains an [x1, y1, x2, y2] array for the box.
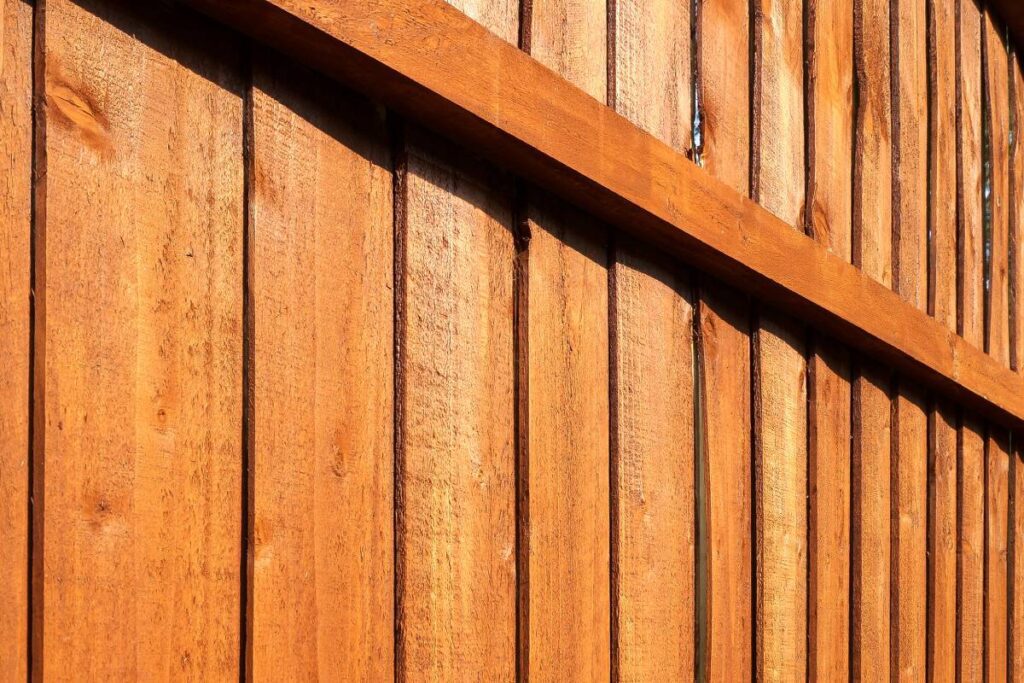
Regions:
[[184, 0, 1024, 429]]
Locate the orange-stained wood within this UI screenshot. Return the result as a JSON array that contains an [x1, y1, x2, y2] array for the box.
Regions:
[[985, 429, 1011, 681], [927, 1, 958, 678], [959, 416, 986, 682], [892, 386, 928, 682], [0, 0, 32, 678], [986, 12, 1011, 367], [181, 0, 1024, 430], [249, 56, 394, 678], [753, 1, 808, 679], [892, 1, 929, 679], [525, 196, 610, 680], [928, 403, 958, 681], [806, 1, 852, 678], [960, 0, 985, 348], [38, 1, 243, 677], [611, 242, 695, 680], [696, 3, 753, 680], [398, 134, 516, 679], [610, 2, 694, 678], [851, 363, 892, 681], [697, 282, 753, 683], [1014, 440, 1024, 674], [1014, 55, 1024, 373]]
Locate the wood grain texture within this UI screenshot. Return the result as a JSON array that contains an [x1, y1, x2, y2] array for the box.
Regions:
[[928, 2, 958, 679], [612, 0, 690, 152], [183, 0, 1024, 430], [854, 0, 893, 286], [753, 314, 808, 683], [808, 0, 853, 257], [808, 343, 851, 682], [753, 2, 807, 679], [444, 0, 517, 42], [807, 3, 852, 678], [697, 0, 748, 192], [928, 403, 958, 681], [611, 244, 694, 681], [1014, 439, 1024, 675], [610, 6, 694, 679], [985, 13, 1010, 365], [528, 0, 605, 102], [0, 0, 32, 678], [852, 364, 891, 681], [249, 56, 393, 679], [892, 386, 928, 682], [959, 416, 985, 682], [932, 0, 957, 328], [398, 136, 516, 679], [526, 196, 610, 680], [697, 283, 753, 682], [985, 429, 1010, 682], [39, 1, 243, 678], [960, 0, 985, 348], [1014, 55, 1024, 372]]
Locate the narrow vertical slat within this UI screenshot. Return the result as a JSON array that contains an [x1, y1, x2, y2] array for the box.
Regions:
[[753, 0, 807, 679], [39, 1, 243, 677], [928, 0, 958, 678], [1014, 55, 1024, 373], [960, 0, 985, 349], [610, 1, 694, 678], [956, 5, 985, 678], [399, 133, 516, 679], [249, 57, 394, 679], [526, 1, 610, 676], [985, 12, 1010, 366], [852, 0, 893, 676], [0, 0, 32, 678], [1014, 441, 1024, 674], [985, 429, 1010, 681], [806, 0, 853, 678], [892, 0, 929, 679], [697, 1, 754, 679]]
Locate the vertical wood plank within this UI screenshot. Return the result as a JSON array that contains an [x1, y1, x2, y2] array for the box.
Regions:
[[525, 1, 609, 678], [398, 136, 516, 679], [525, 197, 610, 680], [611, 245, 694, 680], [40, 1, 243, 677], [892, 0, 929, 679], [959, 416, 986, 682], [249, 56, 394, 679], [851, 364, 892, 681], [1014, 441, 1024, 675], [928, 1, 958, 678], [696, 1, 753, 679], [960, 0, 985, 348], [611, 3, 694, 678], [807, 1, 852, 678], [1014, 55, 1024, 372], [985, 12, 1010, 366], [957, 6, 985, 677], [985, 428, 1010, 681], [852, 0, 893, 676], [0, 0, 32, 678], [698, 0, 750, 193], [753, 0, 807, 680], [444, 0, 517, 42]]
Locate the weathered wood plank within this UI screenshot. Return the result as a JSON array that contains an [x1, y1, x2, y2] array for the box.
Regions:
[[611, 243, 695, 680], [249, 56, 394, 678], [0, 0, 32, 677], [39, 1, 243, 677], [985, 428, 1010, 681], [753, 1, 807, 679], [986, 12, 1010, 366], [398, 134, 516, 679], [928, 403, 958, 681], [960, 0, 985, 348], [852, 363, 891, 681], [697, 282, 753, 683], [611, 3, 694, 678], [959, 416, 986, 682]]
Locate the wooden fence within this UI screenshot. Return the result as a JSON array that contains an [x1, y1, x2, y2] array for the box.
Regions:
[[2, 0, 1024, 679]]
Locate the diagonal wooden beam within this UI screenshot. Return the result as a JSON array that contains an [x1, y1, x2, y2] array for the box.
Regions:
[[183, 0, 1024, 430]]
